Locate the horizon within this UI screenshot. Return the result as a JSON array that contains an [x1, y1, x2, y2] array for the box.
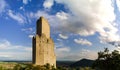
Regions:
[[0, 58, 94, 62], [0, 0, 120, 61]]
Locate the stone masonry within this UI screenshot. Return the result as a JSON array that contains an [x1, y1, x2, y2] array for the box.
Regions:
[[32, 16, 56, 67]]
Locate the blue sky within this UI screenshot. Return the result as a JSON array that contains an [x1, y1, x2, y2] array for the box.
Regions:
[[0, 0, 120, 61]]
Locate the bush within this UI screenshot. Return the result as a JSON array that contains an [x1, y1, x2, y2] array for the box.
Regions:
[[92, 48, 120, 70], [13, 64, 23, 70]]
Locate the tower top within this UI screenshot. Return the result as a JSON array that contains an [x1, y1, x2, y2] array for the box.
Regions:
[[36, 16, 50, 38]]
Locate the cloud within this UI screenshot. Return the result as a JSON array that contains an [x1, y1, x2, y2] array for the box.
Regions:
[[23, 0, 28, 4], [55, 41, 96, 61], [74, 38, 92, 46], [55, 46, 71, 60], [56, 11, 69, 20], [28, 0, 120, 46], [28, 35, 34, 38], [0, 39, 32, 60], [21, 27, 35, 38], [29, 10, 52, 19], [21, 28, 35, 38], [19, 6, 25, 11], [53, 0, 120, 45], [21, 28, 33, 33], [78, 49, 97, 60], [0, 0, 8, 13], [0, 40, 10, 49], [28, 0, 120, 48], [56, 47, 70, 52], [43, 0, 54, 9], [20, 7, 23, 10], [56, 48, 97, 61], [108, 41, 120, 48], [8, 10, 26, 24], [116, 0, 120, 12], [65, 49, 98, 61], [29, 10, 59, 29], [59, 34, 68, 39]]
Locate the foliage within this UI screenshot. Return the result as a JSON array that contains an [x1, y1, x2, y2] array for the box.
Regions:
[[68, 67, 93, 70], [92, 48, 120, 70], [13, 64, 23, 70], [0, 65, 13, 70]]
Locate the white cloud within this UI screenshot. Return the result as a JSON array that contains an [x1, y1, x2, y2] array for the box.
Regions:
[[21, 28, 33, 32], [56, 48, 97, 61], [29, 10, 52, 19], [55, 46, 71, 60], [20, 7, 23, 10], [59, 34, 68, 39], [28, 35, 34, 38], [56, 47, 70, 52], [0, 55, 11, 58], [23, 0, 28, 4], [28, 0, 120, 46], [0, 40, 10, 49], [8, 10, 26, 24], [56, 11, 68, 20], [116, 0, 120, 11], [0, 39, 32, 60], [21, 28, 34, 38], [62, 49, 97, 61], [0, 0, 7, 13], [74, 38, 92, 46], [24, 47, 32, 52], [27, 0, 120, 47], [55, 42, 95, 61], [21, 28, 35, 38], [19, 6, 25, 11], [79, 49, 98, 60], [0, 52, 31, 61], [29, 10, 59, 29], [53, 0, 120, 44], [43, 0, 54, 9], [57, 39, 62, 41]]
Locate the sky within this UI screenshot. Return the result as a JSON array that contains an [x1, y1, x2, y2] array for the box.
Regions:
[[0, 0, 120, 61]]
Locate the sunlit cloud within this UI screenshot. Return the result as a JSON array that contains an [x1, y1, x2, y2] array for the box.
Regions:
[[51, 0, 120, 45], [43, 0, 54, 9], [74, 38, 92, 46], [59, 34, 68, 39]]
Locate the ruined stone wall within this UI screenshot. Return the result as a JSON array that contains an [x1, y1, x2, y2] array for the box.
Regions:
[[41, 17, 50, 38], [32, 17, 56, 67], [36, 17, 50, 38], [33, 34, 56, 66]]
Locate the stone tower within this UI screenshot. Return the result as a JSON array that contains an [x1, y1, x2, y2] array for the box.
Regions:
[[32, 16, 56, 67]]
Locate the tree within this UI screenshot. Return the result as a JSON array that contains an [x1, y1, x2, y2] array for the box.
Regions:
[[44, 63, 50, 70], [24, 64, 34, 70], [92, 48, 120, 70], [32, 65, 44, 70], [13, 64, 23, 70]]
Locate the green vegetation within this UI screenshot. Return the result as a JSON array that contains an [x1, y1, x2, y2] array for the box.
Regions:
[[93, 48, 120, 70], [13, 63, 56, 70], [0, 63, 94, 70]]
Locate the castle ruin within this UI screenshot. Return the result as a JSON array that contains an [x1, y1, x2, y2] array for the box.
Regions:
[[32, 17, 56, 67]]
